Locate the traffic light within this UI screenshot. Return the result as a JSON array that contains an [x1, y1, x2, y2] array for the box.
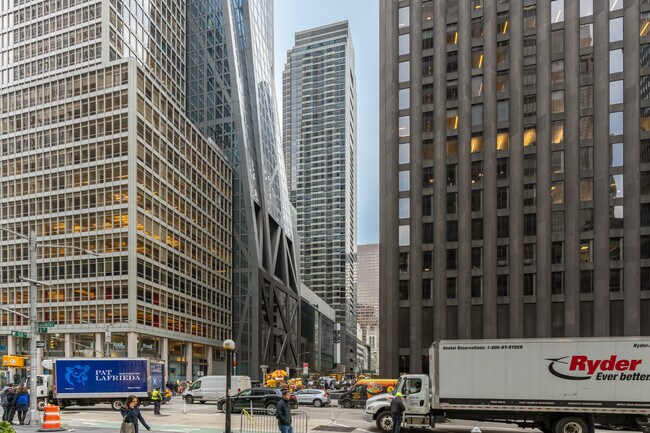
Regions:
[[49, 339, 56, 350]]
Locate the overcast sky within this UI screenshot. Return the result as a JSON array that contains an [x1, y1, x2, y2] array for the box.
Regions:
[[274, 0, 380, 246]]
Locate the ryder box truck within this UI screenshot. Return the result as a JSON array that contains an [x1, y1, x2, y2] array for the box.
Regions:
[[364, 338, 650, 433]]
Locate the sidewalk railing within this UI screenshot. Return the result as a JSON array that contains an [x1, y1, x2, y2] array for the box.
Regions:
[[239, 408, 309, 433]]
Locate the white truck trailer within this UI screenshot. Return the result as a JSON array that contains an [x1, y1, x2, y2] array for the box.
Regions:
[[364, 338, 650, 433]]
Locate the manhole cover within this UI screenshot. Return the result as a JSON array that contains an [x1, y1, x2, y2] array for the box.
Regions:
[[312, 426, 357, 432]]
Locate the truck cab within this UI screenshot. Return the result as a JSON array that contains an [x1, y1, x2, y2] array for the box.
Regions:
[[364, 375, 432, 432]]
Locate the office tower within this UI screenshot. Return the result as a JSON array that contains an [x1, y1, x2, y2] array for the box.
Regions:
[[186, 0, 301, 377], [380, 0, 650, 377], [0, 0, 232, 381], [357, 243, 379, 372], [283, 21, 358, 371]]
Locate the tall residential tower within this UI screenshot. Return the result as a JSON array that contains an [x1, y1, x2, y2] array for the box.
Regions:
[[283, 21, 357, 371], [380, 0, 650, 377]]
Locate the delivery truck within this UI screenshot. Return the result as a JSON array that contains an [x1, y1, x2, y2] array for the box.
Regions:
[[338, 379, 397, 408], [39, 358, 165, 411], [364, 338, 650, 433]]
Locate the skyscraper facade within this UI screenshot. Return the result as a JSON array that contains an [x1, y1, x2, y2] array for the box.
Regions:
[[0, 0, 232, 381], [186, 0, 301, 377], [283, 21, 357, 371], [380, 0, 650, 377], [357, 243, 379, 372]]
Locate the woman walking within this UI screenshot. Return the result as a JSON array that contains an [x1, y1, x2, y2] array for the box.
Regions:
[[120, 395, 151, 433], [13, 386, 29, 425]]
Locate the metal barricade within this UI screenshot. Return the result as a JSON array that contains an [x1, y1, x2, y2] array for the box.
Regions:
[[239, 407, 309, 433]]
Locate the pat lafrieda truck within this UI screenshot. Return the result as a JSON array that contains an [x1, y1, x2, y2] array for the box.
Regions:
[[39, 358, 165, 411], [364, 338, 650, 433]]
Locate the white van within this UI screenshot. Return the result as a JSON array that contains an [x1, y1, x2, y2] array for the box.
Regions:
[[183, 375, 252, 404]]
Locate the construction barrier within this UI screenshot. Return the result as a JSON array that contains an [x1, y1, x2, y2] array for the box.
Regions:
[[239, 408, 309, 433], [38, 404, 66, 432]]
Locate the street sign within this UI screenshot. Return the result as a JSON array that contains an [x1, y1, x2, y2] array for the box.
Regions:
[[38, 321, 55, 328], [36, 341, 45, 349], [11, 331, 28, 338], [303, 363, 309, 375], [105, 330, 112, 342], [37, 327, 49, 334], [2, 355, 25, 367]]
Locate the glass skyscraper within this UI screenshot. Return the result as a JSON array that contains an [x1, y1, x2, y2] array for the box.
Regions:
[[187, 0, 301, 377]]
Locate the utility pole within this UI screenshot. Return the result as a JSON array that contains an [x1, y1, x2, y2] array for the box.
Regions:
[[28, 229, 38, 426]]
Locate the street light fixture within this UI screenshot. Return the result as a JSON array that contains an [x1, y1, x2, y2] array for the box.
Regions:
[[0, 227, 97, 426], [223, 339, 235, 433]]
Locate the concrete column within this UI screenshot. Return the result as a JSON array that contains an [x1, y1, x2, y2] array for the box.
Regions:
[[127, 332, 138, 357], [207, 346, 214, 376], [161, 338, 169, 379], [64, 334, 73, 358], [186, 343, 193, 381], [536, 0, 553, 337], [95, 333, 103, 357]]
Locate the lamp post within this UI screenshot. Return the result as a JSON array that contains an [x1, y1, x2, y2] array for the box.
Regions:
[[223, 339, 235, 433], [1, 227, 97, 426]]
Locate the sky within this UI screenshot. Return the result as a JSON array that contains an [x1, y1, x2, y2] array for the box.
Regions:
[[274, 0, 380, 246]]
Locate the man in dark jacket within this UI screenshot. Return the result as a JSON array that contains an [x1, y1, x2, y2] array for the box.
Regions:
[[390, 392, 405, 433], [275, 390, 293, 433]]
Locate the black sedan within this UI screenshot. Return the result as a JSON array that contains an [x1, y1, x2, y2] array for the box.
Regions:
[[217, 388, 298, 414]]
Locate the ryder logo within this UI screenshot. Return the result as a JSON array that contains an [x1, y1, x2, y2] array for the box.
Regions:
[[546, 355, 643, 381]]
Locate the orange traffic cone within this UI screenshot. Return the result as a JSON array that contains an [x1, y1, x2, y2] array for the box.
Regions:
[[38, 404, 66, 432]]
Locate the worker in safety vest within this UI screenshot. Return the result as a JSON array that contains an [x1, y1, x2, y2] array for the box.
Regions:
[[151, 388, 162, 415]]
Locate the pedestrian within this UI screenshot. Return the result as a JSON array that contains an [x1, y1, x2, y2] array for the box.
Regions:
[[151, 387, 162, 415], [13, 386, 29, 426], [120, 395, 151, 433], [275, 390, 293, 433], [5, 386, 16, 424], [390, 392, 405, 433], [1, 385, 10, 421]]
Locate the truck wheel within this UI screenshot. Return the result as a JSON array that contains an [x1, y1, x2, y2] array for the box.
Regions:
[[184, 395, 194, 404], [555, 417, 588, 433], [376, 412, 393, 433], [111, 399, 124, 411], [341, 400, 352, 409]]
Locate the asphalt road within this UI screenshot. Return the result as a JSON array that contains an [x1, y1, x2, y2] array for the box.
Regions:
[[10, 397, 642, 433]]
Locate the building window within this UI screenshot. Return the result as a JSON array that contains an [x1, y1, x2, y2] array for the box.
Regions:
[[552, 60, 565, 84], [497, 245, 509, 267], [399, 170, 410, 191], [580, 148, 594, 172], [610, 237, 623, 261], [471, 134, 484, 154], [552, 182, 564, 204], [524, 126, 537, 147], [471, 277, 483, 298], [642, 107, 650, 132], [472, 17, 484, 39], [580, 270, 593, 293], [581, 53, 595, 79], [642, 268, 650, 292], [447, 249, 458, 270], [447, 164, 457, 186], [524, 213, 537, 236], [580, 0, 593, 17], [447, 221, 458, 242], [399, 253, 409, 273], [497, 275, 509, 297], [552, 272, 564, 295], [610, 80, 624, 105], [399, 61, 410, 82], [580, 24, 593, 48], [552, 241, 564, 264], [524, 184, 537, 207], [497, 100, 509, 123], [447, 138, 458, 157], [609, 269, 622, 292], [552, 151, 565, 174], [580, 117, 594, 140], [423, 28, 433, 50], [472, 247, 483, 269], [497, 12, 509, 34], [642, 203, 650, 227], [611, 174, 624, 198], [471, 189, 483, 212], [497, 187, 509, 210], [399, 34, 410, 55], [642, 12, 650, 37], [552, 121, 564, 145], [524, 243, 536, 266], [551, 30, 564, 54], [611, 142, 624, 168], [447, 278, 457, 299], [551, 91, 565, 114], [447, 23, 458, 47], [423, 278, 432, 299], [447, 79, 458, 101], [472, 218, 484, 240], [611, 205, 624, 229], [423, 167, 434, 188], [423, 195, 433, 217], [472, 48, 484, 69], [581, 209, 594, 232], [447, 193, 457, 214], [423, 251, 433, 272], [524, 5, 536, 29], [423, 139, 434, 160], [471, 161, 483, 184], [524, 154, 537, 177], [399, 6, 410, 28], [551, 0, 564, 23], [580, 179, 593, 201], [447, 109, 459, 131], [497, 216, 509, 238], [497, 158, 509, 179], [399, 116, 410, 137], [524, 95, 536, 123], [580, 86, 593, 112], [399, 143, 410, 164], [610, 49, 623, 74], [497, 41, 509, 66], [399, 89, 410, 110], [524, 66, 537, 89], [399, 225, 410, 246], [524, 273, 536, 296], [472, 104, 483, 126], [399, 198, 410, 219], [472, 76, 484, 97], [399, 280, 409, 300], [580, 240, 593, 263]]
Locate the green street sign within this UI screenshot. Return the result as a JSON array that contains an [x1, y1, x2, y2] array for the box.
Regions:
[[37, 327, 49, 334], [37, 322, 55, 328], [11, 331, 28, 338]]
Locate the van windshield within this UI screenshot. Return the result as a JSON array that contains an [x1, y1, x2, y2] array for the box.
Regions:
[[189, 381, 201, 390], [391, 377, 405, 396]]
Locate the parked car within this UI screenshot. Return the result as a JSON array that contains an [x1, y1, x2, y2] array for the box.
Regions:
[[217, 388, 298, 414], [183, 375, 252, 404], [293, 389, 330, 407]]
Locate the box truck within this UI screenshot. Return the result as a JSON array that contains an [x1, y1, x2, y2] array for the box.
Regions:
[[364, 338, 650, 433], [39, 358, 165, 411]]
